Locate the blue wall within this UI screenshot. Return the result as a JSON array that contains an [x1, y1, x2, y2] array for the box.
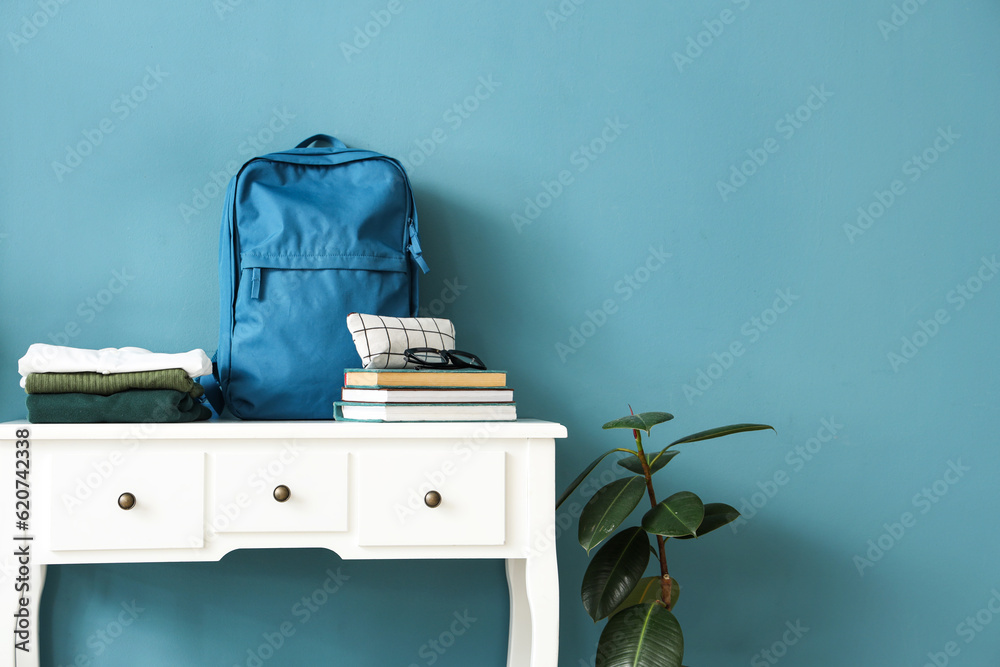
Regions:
[[2, 0, 999, 664]]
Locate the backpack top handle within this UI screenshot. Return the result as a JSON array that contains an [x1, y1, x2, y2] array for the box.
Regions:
[[296, 134, 347, 149]]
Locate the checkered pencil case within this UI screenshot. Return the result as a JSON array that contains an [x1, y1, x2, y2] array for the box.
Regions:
[[346, 313, 456, 369]]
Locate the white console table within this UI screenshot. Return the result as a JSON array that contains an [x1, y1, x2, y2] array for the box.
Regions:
[[1, 419, 566, 666]]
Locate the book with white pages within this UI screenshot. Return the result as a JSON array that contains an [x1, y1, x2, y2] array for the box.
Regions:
[[341, 387, 514, 404], [334, 402, 516, 422], [343, 368, 506, 387]]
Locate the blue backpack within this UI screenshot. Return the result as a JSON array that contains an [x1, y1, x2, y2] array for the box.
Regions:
[[210, 134, 429, 420]]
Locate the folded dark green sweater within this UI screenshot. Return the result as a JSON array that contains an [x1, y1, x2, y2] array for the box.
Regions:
[[25, 369, 204, 398], [25, 390, 211, 423]]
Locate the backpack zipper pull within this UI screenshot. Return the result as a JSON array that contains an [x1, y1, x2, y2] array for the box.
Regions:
[[250, 268, 261, 299], [406, 220, 429, 274]]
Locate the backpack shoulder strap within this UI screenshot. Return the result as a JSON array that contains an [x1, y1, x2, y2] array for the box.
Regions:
[[198, 355, 225, 417]]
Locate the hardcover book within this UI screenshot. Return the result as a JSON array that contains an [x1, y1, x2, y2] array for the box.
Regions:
[[334, 401, 517, 422], [341, 387, 514, 404], [343, 368, 507, 388]]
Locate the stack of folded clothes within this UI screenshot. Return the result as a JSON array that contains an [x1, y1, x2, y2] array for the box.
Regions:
[[18, 344, 214, 423]]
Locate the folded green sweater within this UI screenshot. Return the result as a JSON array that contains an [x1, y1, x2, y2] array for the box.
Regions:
[[25, 368, 204, 398], [26, 389, 212, 423]]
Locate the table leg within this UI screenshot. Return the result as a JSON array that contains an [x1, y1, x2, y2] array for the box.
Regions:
[[506, 558, 529, 664], [506, 551, 559, 667]]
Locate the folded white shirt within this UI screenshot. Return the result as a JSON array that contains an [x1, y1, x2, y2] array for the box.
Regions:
[[18, 344, 213, 388]]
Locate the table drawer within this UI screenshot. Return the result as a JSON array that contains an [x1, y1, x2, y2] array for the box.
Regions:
[[50, 451, 205, 551], [358, 448, 505, 546], [211, 447, 348, 533]]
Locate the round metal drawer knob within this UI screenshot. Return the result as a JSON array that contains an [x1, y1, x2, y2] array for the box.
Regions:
[[424, 490, 442, 508], [273, 485, 291, 502], [118, 492, 136, 511]]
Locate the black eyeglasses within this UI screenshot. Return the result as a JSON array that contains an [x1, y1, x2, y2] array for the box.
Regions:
[[404, 347, 487, 370]]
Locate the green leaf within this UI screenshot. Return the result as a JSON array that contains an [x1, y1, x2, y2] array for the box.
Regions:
[[611, 575, 680, 616], [617, 448, 680, 475], [603, 412, 674, 435], [673, 503, 740, 540], [667, 423, 774, 449], [641, 491, 705, 538], [579, 477, 648, 553], [557, 448, 634, 509], [581, 527, 650, 621], [596, 602, 684, 667]]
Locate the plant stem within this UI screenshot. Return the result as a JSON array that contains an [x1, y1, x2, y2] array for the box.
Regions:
[[633, 432, 673, 610]]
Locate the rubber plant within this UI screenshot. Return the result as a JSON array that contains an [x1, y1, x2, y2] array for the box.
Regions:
[[557, 410, 773, 667]]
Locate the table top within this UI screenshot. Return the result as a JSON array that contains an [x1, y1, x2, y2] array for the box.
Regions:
[[2, 419, 568, 440]]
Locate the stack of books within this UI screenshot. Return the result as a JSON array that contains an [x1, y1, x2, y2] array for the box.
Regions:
[[334, 368, 516, 422]]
